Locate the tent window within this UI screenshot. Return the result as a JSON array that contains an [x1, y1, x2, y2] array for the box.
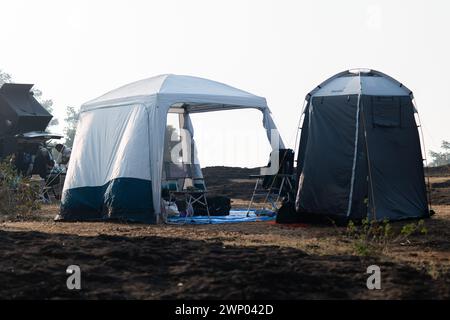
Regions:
[[371, 96, 401, 128]]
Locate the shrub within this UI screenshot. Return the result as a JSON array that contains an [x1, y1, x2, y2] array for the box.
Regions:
[[346, 218, 427, 256], [346, 218, 391, 256], [0, 157, 40, 216]]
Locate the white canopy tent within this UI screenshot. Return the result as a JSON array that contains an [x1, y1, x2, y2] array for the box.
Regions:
[[58, 74, 284, 223]]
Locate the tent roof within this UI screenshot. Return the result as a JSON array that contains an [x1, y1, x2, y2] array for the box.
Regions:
[[308, 69, 413, 98], [82, 74, 268, 113]]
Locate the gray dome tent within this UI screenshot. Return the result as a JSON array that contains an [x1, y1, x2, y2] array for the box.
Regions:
[[295, 69, 430, 222]]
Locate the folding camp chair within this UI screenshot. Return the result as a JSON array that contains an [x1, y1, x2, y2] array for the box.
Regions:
[[42, 167, 65, 202], [247, 149, 295, 215], [162, 162, 211, 223]]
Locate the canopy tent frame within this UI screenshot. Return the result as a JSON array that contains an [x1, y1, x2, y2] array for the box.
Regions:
[[59, 74, 285, 223]]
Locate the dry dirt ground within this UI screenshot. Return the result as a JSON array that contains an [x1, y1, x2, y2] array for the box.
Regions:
[[0, 167, 449, 299]]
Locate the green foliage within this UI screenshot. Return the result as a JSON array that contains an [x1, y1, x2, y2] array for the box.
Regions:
[[0, 158, 40, 216], [346, 218, 392, 256], [0, 69, 12, 85], [429, 140, 450, 167], [353, 240, 372, 257], [346, 218, 427, 256], [400, 220, 428, 238], [32, 88, 58, 127], [63, 106, 80, 148]]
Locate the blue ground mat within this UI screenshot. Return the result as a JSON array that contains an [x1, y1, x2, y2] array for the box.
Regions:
[[166, 209, 276, 225]]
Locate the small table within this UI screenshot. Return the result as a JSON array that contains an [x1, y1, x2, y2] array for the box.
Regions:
[[168, 190, 211, 224]]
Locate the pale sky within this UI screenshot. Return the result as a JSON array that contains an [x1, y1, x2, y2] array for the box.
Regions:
[[1, 0, 449, 167]]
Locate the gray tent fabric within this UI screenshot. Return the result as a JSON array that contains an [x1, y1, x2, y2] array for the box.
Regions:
[[296, 95, 359, 217], [295, 69, 429, 222], [361, 95, 428, 221]]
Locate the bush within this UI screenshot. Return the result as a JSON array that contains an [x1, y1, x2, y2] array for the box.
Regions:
[[346, 218, 428, 256], [346, 218, 390, 256], [0, 158, 40, 216]]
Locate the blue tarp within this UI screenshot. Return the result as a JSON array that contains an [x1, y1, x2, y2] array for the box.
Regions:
[[166, 209, 276, 225]]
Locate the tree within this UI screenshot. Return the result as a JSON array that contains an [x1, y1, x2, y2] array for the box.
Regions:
[[0, 69, 58, 127], [63, 106, 79, 148], [31, 88, 59, 127], [429, 140, 450, 167], [0, 69, 12, 85]]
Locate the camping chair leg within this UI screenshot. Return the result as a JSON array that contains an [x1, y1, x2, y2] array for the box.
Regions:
[[263, 195, 278, 211], [41, 188, 51, 204], [169, 192, 172, 205], [286, 177, 294, 202], [274, 177, 286, 204], [203, 194, 211, 223], [192, 193, 211, 223], [51, 186, 57, 199], [262, 175, 278, 211], [184, 193, 192, 224], [267, 196, 277, 211], [185, 192, 211, 224], [247, 178, 260, 216]]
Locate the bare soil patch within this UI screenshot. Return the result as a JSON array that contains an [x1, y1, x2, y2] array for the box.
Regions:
[[0, 166, 449, 299]]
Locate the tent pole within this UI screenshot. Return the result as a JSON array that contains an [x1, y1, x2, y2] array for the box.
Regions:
[[357, 71, 377, 221], [347, 72, 363, 219], [412, 97, 433, 215], [293, 99, 308, 154], [360, 101, 377, 221]]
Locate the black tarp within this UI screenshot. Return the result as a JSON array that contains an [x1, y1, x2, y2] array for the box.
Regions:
[[0, 83, 54, 158], [0, 83, 52, 136]]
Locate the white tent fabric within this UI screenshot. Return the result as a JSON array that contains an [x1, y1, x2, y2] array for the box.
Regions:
[[67, 104, 152, 187], [62, 74, 284, 223]]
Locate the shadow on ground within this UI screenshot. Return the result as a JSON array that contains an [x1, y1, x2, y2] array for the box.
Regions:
[[0, 229, 448, 300]]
